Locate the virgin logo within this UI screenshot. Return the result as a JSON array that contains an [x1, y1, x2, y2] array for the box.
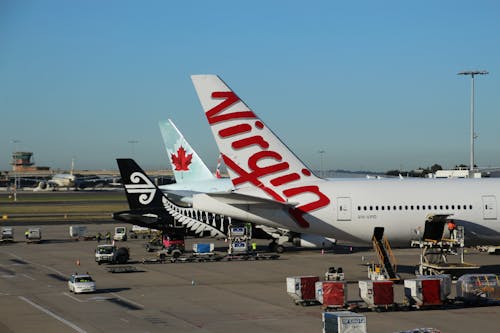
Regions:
[[205, 91, 330, 228]]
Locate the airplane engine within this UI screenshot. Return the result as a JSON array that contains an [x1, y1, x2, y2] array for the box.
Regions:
[[292, 234, 336, 248], [36, 181, 48, 190]]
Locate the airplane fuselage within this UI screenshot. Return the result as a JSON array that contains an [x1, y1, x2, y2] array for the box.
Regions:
[[194, 177, 500, 246]]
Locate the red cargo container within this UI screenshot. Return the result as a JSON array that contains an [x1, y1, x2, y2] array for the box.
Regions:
[[422, 279, 441, 305], [359, 280, 394, 307], [404, 278, 442, 307], [286, 276, 320, 305], [316, 281, 346, 307]]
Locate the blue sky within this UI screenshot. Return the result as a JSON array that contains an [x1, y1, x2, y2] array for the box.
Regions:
[[1, 0, 499, 172]]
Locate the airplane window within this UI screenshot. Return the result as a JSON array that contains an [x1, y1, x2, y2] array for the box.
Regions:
[[445, 205, 449, 210], [393, 206, 397, 210], [416, 205, 420, 210], [387, 206, 391, 211], [357, 206, 361, 211], [405, 205, 408, 210], [381, 206, 384, 211], [451, 205, 455, 210], [376, 206, 379, 211], [439, 205, 443, 210], [410, 205, 414, 210], [457, 205, 461, 210], [369, 206, 373, 211], [469, 205, 473, 209], [363, 206, 367, 211], [399, 205, 402, 210], [428, 205, 431, 210]]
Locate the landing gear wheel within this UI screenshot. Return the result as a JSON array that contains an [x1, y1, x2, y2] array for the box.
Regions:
[[275, 245, 285, 253]]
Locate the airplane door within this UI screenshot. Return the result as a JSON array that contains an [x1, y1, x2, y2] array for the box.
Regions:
[[337, 197, 352, 221], [482, 195, 497, 220]]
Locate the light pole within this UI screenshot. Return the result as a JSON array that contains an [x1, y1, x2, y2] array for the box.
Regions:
[[10, 139, 21, 201], [457, 70, 488, 171], [318, 150, 325, 178], [128, 140, 139, 157]]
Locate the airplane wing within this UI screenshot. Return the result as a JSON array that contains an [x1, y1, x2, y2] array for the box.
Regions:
[[201, 192, 299, 207], [192, 191, 309, 231]]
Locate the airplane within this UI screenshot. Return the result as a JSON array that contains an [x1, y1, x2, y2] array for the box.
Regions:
[[34, 173, 113, 191], [158, 118, 336, 250], [187, 74, 500, 247], [34, 159, 115, 191]]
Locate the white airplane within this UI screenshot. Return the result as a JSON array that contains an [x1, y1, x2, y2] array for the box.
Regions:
[[35, 160, 113, 191], [157, 118, 336, 249], [189, 74, 500, 246]]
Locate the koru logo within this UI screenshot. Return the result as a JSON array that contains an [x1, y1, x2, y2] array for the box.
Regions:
[[124, 172, 156, 205]]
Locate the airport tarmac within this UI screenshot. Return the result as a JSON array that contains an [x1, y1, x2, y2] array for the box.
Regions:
[[1, 222, 499, 333]]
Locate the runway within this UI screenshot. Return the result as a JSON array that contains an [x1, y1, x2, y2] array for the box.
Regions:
[[1, 222, 500, 333]]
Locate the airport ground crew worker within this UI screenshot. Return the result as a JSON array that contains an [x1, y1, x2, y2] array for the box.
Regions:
[[105, 231, 111, 243], [251, 242, 257, 252], [96, 232, 102, 243], [25, 230, 29, 239], [448, 220, 457, 239]]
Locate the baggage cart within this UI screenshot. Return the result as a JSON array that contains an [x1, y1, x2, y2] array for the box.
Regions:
[[456, 274, 500, 304]]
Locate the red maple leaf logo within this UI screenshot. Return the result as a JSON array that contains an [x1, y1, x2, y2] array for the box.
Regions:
[[171, 146, 193, 171]]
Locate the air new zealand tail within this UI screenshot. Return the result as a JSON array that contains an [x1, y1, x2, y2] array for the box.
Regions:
[[114, 158, 176, 231], [115, 158, 237, 238]]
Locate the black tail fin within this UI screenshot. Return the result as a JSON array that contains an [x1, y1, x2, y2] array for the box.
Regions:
[[116, 158, 166, 210]]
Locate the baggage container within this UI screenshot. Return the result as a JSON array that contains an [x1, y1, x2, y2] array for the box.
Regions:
[[404, 278, 442, 307], [229, 226, 247, 236], [322, 311, 367, 333], [315, 281, 347, 308], [193, 243, 214, 253], [230, 241, 248, 253], [418, 274, 451, 300], [286, 276, 319, 304], [456, 274, 500, 303], [358, 280, 394, 307]]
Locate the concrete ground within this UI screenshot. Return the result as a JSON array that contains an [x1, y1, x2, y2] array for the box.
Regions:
[[0, 222, 499, 333]]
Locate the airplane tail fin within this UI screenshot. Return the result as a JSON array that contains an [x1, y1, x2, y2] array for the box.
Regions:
[[116, 158, 230, 238], [116, 158, 166, 210], [191, 75, 323, 199], [159, 119, 215, 184]]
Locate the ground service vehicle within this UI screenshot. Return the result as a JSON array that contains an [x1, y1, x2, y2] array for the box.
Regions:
[[113, 226, 127, 241], [0, 227, 13, 242], [95, 244, 129, 264], [26, 228, 42, 243]]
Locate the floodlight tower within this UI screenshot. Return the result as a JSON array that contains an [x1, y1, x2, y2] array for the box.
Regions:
[[457, 70, 488, 171]]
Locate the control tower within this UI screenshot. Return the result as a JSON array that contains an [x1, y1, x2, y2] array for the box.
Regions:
[[11, 152, 50, 172]]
